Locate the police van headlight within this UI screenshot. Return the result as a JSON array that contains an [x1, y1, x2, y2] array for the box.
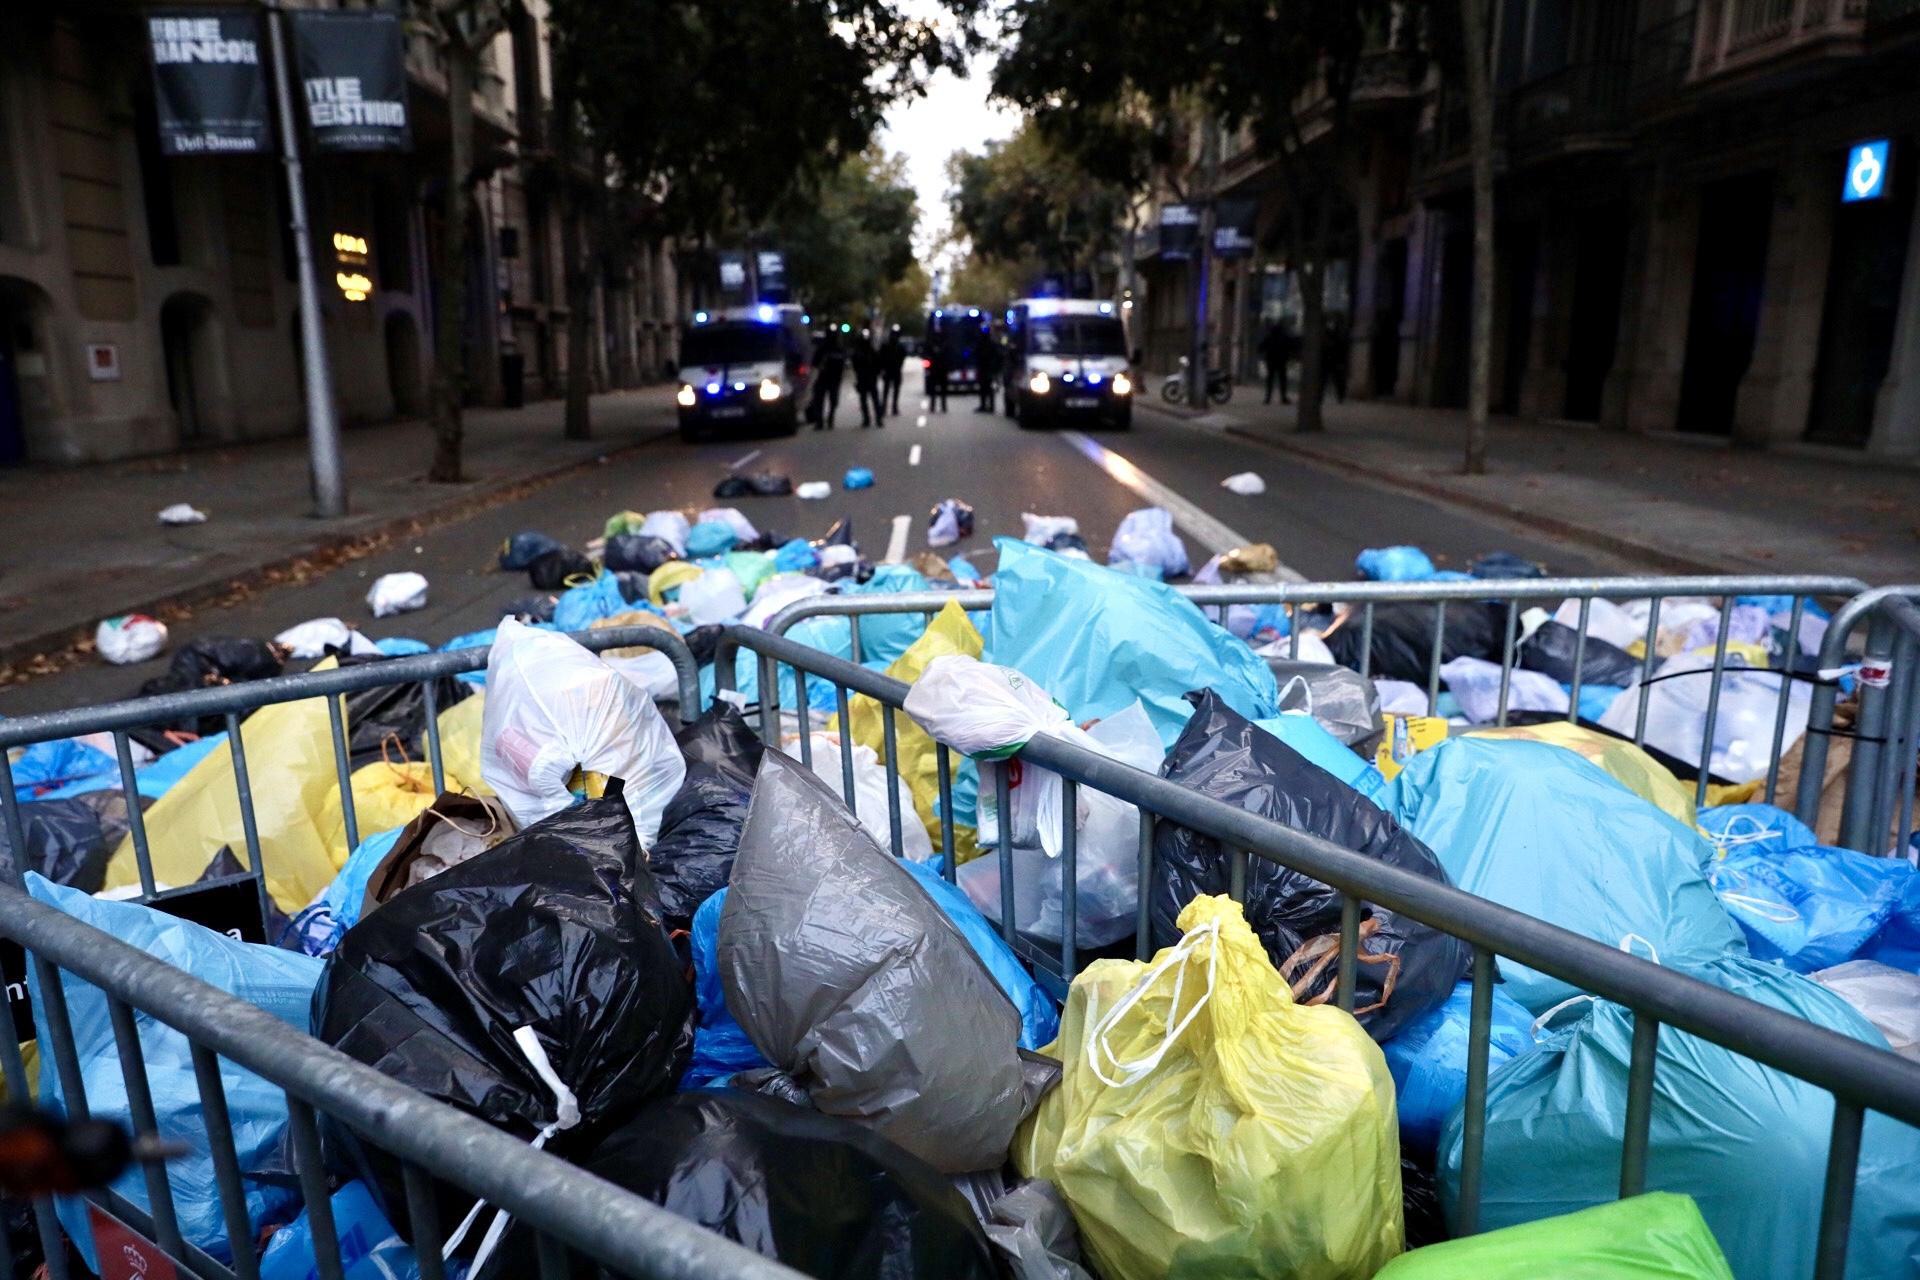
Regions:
[[1111, 371, 1133, 397], [758, 378, 783, 402], [676, 383, 698, 407], [1029, 371, 1052, 395]]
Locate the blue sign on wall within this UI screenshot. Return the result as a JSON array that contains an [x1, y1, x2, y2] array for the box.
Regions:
[[1843, 139, 1890, 203]]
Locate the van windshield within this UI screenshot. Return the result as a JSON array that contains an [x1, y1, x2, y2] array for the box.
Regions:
[[1028, 316, 1127, 357], [681, 324, 783, 367]]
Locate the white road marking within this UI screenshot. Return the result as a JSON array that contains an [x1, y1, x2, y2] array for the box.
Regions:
[[883, 513, 912, 564], [909, 444, 923, 466], [920, 398, 931, 411], [726, 447, 761, 470], [1058, 430, 1304, 581], [915, 414, 928, 428]]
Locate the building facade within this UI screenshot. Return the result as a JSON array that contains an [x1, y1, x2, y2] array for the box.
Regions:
[[0, 0, 686, 466], [1143, 0, 1920, 458]]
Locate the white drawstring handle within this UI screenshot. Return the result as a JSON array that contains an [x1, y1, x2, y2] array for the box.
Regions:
[[1706, 863, 1803, 925], [1530, 935, 1667, 1037], [443, 1026, 581, 1269], [1275, 674, 1316, 719], [1087, 919, 1220, 1089], [1704, 812, 1780, 859]]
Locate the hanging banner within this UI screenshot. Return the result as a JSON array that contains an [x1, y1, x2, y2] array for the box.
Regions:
[[145, 9, 270, 156], [1159, 203, 1199, 261], [756, 250, 789, 302], [1213, 198, 1258, 257], [292, 10, 411, 153]]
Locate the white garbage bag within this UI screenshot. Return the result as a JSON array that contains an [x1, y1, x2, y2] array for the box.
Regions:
[[157, 502, 207, 525], [639, 510, 691, 555], [603, 650, 680, 702], [1555, 597, 1641, 651], [741, 575, 829, 630], [95, 614, 169, 665], [904, 655, 1071, 759], [1597, 653, 1811, 783], [1220, 471, 1266, 495], [1020, 513, 1079, 545], [794, 732, 935, 861], [697, 507, 759, 544], [274, 618, 380, 660], [480, 618, 685, 845], [678, 569, 748, 625], [1107, 508, 1190, 577], [366, 572, 428, 618], [796, 481, 832, 500], [1440, 655, 1569, 724], [1813, 961, 1920, 1060]]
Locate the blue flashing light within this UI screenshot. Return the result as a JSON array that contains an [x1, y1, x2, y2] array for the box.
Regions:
[[839, 323, 851, 333], [934, 308, 944, 318], [1062, 371, 1076, 383], [1098, 301, 1114, 314], [757, 304, 775, 322], [967, 308, 979, 317], [1088, 371, 1102, 384], [705, 382, 719, 394], [693, 310, 709, 324], [733, 381, 746, 391], [802, 313, 811, 324]]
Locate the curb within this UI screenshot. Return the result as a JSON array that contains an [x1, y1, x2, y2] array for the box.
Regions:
[[0, 428, 670, 680], [1215, 423, 1743, 578]]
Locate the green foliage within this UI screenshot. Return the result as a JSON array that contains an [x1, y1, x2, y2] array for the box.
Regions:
[[947, 124, 1130, 284], [941, 252, 1028, 313], [758, 149, 921, 317], [880, 260, 933, 324]]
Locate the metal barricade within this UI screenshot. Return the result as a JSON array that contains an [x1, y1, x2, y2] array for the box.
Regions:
[[766, 575, 1867, 811], [1800, 586, 1920, 860], [715, 618, 1920, 1279], [0, 626, 716, 1280]]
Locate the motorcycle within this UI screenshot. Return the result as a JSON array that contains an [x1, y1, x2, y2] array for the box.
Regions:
[[1160, 356, 1234, 406]]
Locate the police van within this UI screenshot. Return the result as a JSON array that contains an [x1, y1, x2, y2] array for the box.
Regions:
[[674, 304, 812, 441], [1003, 298, 1133, 429], [922, 306, 989, 397]]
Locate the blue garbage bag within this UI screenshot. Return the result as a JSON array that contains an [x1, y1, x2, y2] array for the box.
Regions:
[[1383, 738, 1747, 1012], [1254, 713, 1384, 795], [1859, 875, 1920, 973], [844, 467, 875, 490], [1249, 603, 1292, 642], [773, 537, 819, 573], [1381, 980, 1536, 1153], [1698, 802, 1819, 859], [988, 538, 1278, 746], [1437, 956, 1920, 1279], [1709, 844, 1911, 972], [948, 554, 984, 582], [440, 623, 556, 685], [843, 564, 931, 667], [701, 614, 853, 715], [552, 572, 636, 632], [41, 733, 228, 801], [260, 1180, 418, 1280], [900, 859, 1059, 1050], [8, 736, 116, 801], [498, 530, 564, 571], [285, 826, 407, 958], [687, 519, 738, 558], [1357, 545, 1437, 582], [682, 887, 772, 1089], [373, 637, 430, 657], [26, 874, 323, 1270]]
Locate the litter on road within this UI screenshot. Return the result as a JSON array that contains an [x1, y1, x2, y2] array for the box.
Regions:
[[1219, 470, 1266, 495], [156, 502, 208, 525], [94, 614, 168, 665]]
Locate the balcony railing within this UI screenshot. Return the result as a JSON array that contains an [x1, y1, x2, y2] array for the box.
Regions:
[[1507, 61, 1632, 155], [1691, 0, 1867, 80]]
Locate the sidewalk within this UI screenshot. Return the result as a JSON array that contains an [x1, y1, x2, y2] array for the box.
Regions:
[[1181, 396, 1920, 583], [0, 387, 678, 670]]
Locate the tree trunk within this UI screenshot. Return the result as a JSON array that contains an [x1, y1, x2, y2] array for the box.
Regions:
[[1295, 190, 1332, 433], [427, 40, 476, 483], [1460, 0, 1496, 475]]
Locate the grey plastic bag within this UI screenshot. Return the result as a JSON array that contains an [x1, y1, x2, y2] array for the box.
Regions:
[[720, 751, 1027, 1173], [1267, 658, 1384, 752], [986, 1179, 1096, 1280]]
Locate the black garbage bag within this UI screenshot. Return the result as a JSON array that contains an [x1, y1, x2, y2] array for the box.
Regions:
[[1046, 531, 1089, 555], [313, 792, 694, 1235], [713, 474, 754, 499], [603, 533, 680, 574], [527, 547, 596, 591], [1323, 601, 1504, 684], [1401, 1155, 1449, 1249], [136, 637, 291, 735], [1518, 619, 1642, 688], [1469, 550, 1546, 581], [503, 593, 557, 623], [714, 473, 794, 498], [0, 797, 112, 891], [336, 656, 473, 765], [1150, 690, 1469, 1041], [738, 529, 783, 553], [610, 571, 649, 606], [478, 1091, 999, 1280], [650, 764, 751, 931], [499, 531, 564, 571], [813, 557, 875, 585], [815, 516, 857, 550], [680, 624, 726, 668], [674, 703, 765, 781]]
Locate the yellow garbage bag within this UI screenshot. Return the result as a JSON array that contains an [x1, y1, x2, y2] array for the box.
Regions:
[[835, 600, 986, 863], [1017, 894, 1404, 1280], [314, 760, 460, 866], [429, 694, 493, 798], [647, 561, 704, 607], [1471, 721, 1696, 826], [105, 668, 347, 913], [590, 609, 677, 657]]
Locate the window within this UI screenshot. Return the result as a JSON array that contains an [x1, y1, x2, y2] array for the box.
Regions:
[[132, 92, 181, 266], [1028, 316, 1128, 357]]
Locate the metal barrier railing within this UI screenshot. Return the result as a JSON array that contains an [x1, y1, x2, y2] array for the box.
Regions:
[[1799, 585, 1920, 858], [0, 625, 703, 1278], [714, 617, 1920, 1279], [766, 574, 1868, 811], [0, 881, 802, 1280]]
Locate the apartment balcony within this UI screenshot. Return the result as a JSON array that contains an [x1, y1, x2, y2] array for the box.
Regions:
[[1688, 0, 1867, 85], [1508, 61, 1633, 159]]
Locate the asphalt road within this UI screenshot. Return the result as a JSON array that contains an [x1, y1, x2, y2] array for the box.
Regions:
[[0, 366, 1621, 716]]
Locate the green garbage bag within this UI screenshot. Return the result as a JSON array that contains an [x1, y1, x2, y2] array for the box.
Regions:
[[1374, 1193, 1733, 1279]]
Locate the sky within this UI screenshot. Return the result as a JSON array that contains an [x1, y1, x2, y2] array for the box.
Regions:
[[877, 20, 1020, 276]]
